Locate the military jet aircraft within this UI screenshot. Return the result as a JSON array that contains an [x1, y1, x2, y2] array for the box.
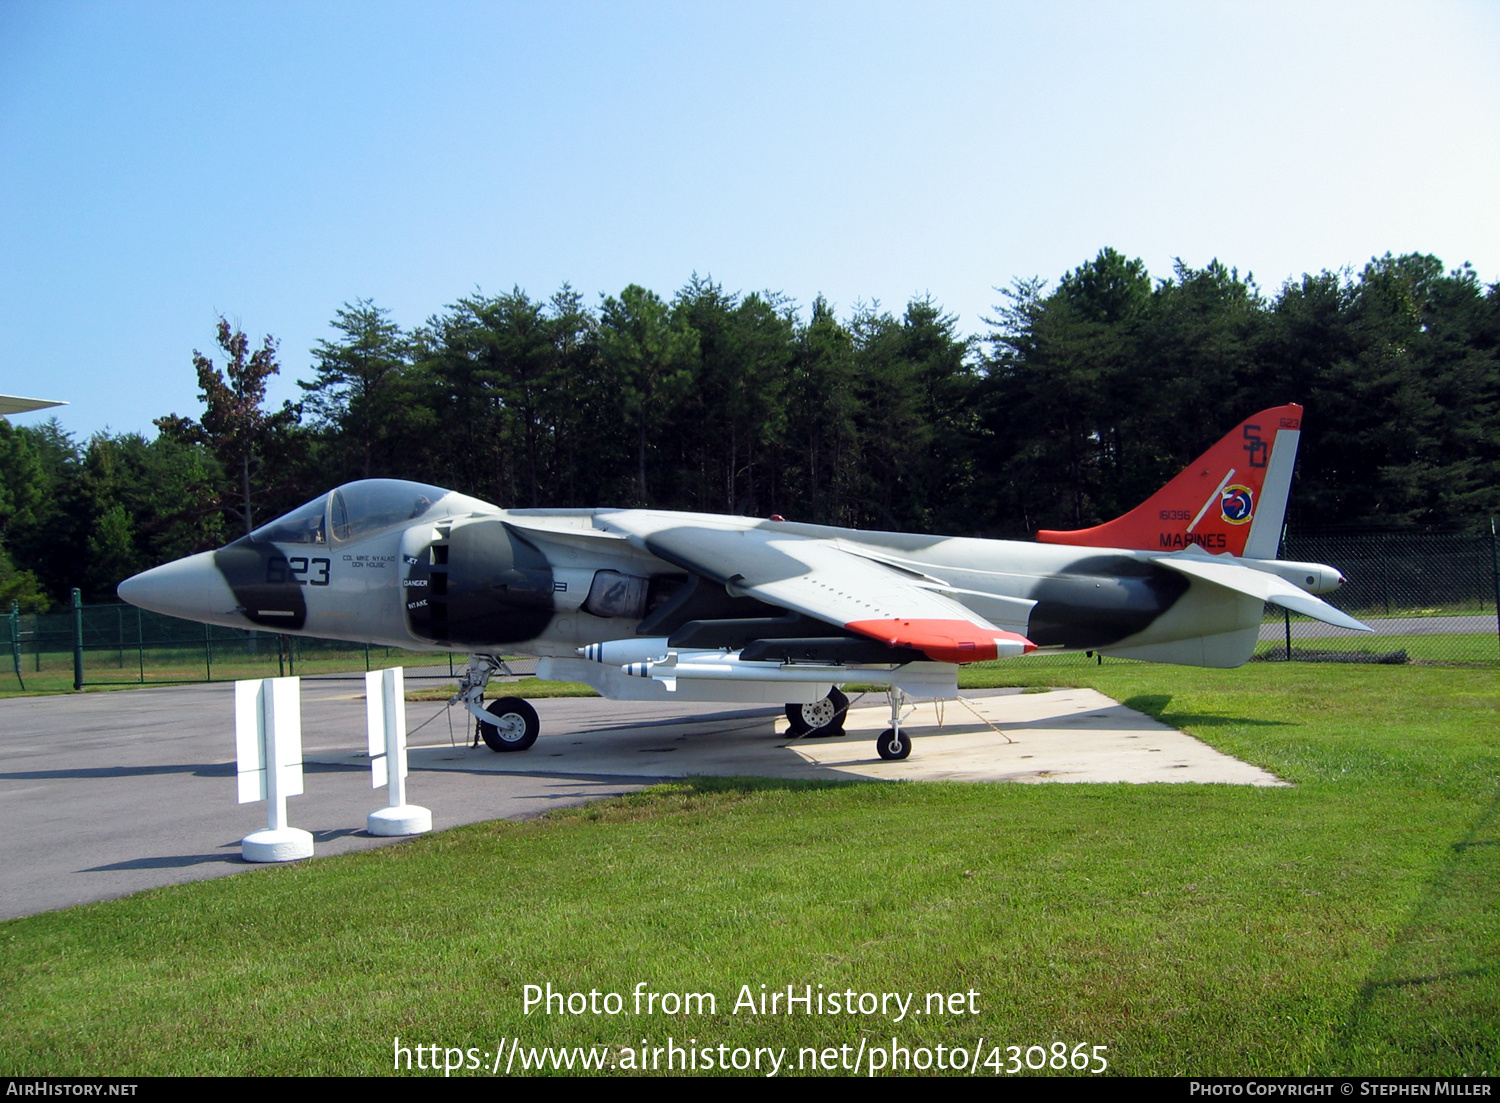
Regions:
[[119, 404, 1367, 760]]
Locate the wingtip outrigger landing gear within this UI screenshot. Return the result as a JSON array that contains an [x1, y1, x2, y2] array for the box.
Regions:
[[875, 686, 911, 760], [450, 654, 539, 753]]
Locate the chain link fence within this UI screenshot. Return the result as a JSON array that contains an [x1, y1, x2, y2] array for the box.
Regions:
[[1251, 529, 1500, 666], [4, 595, 469, 693], [6, 527, 1498, 691]]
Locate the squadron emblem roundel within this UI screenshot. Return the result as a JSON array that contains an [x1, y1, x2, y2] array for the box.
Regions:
[[1221, 484, 1255, 524]]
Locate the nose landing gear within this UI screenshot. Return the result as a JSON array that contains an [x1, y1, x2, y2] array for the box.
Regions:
[[479, 697, 540, 752], [452, 654, 541, 753]]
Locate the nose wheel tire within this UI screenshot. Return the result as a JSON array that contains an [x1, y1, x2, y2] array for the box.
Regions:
[[875, 727, 910, 760], [479, 697, 540, 752], [785, 687, 849, 737]]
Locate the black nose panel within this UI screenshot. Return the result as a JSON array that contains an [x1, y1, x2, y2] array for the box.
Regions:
[[214, 541, 309, 630], [405, 521, 554, 646]]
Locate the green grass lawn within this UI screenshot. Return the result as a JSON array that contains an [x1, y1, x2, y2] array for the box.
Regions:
[[405, 677, 599, 701], [1, 662, 1496, 1076], [1250, 632, 1500, 665]]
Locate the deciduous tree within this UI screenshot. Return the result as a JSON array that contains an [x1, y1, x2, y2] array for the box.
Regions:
[[156, 318, 300, 536]]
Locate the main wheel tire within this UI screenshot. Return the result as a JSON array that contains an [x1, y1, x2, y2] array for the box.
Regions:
[[479, 697, 540, 752], [876, 726, 911, 760], [785, 688, 849, 738]]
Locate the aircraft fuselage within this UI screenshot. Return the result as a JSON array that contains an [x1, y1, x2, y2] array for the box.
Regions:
[[120, 482, 1342, 670]]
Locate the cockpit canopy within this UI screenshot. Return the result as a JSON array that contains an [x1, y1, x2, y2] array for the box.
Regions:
[[236, 479, 458, 546]]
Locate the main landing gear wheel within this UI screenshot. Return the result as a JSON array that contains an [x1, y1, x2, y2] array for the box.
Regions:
[[785, 688, 849, 738], [479, 697, 540, 752], [876, 727, 910, 761]]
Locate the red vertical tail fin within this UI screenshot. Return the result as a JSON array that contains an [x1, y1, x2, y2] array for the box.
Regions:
[[1036, 405, 1303, 558]]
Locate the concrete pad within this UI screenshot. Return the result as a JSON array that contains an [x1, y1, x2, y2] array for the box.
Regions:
[[791, 687, 1288, 785], [315, 687, 1286, 787]]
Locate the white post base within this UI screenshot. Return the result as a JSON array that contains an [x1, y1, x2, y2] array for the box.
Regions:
[[367, 804, 433, 836], [241, 827, 314, 862]]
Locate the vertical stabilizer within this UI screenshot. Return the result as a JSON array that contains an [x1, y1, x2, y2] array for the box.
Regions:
[[1037, 405, 1304, 557]]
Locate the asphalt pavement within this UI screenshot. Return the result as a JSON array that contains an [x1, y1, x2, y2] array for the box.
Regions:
[[1256, 613, 1499, 639], [0, 677, 1283, 922], [0, 680, 657, 921]]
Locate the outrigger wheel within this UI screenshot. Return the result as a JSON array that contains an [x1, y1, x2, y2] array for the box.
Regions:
[[785, 688, 850, 738], [479, 697, 540, 752], [874, 686, 911, 760], [876, 726, 910, 761]]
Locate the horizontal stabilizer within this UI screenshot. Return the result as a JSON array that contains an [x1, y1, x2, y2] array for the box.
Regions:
[[1155, 556, 1371, 632]]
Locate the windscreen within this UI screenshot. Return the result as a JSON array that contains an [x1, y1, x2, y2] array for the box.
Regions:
[[238, 479, 456, 547], [245, 494, 330, 545], [329, 479, 451, 543]]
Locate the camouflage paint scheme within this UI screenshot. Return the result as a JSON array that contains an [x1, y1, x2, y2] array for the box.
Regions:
[[119, 405, 1366, 709]]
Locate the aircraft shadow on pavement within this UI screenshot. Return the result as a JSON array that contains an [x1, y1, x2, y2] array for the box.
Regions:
[[82, 852, 242, 872], [0, 763, 234, 781], [649, 775, 875, 797], [1, 760, 367, 782], [978, 704, 1176, 733]]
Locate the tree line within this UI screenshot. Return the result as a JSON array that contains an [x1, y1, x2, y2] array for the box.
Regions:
[[3, 248, 1497, 607]]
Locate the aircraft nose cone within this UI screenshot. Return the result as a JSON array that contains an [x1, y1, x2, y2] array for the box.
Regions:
[[118, 552, 238, 622]]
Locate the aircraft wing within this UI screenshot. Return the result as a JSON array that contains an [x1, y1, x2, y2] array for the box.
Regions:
[[596, 512, 1034, 663], [0, 393, 67, 417], [1155, 555, 1372, 632]]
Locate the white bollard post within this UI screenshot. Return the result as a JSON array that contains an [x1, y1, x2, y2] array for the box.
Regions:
[[365, 667, 432, 836], [236, 676, 314, 862]]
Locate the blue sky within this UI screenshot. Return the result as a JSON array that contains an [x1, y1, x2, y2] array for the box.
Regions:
[[2, 1, 1497, 440]]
